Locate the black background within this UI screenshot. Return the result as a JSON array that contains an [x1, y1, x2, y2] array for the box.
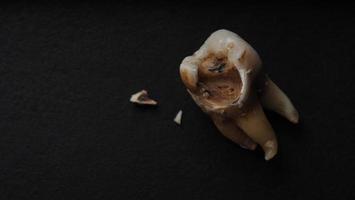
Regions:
[[0, 2, 354, 199]]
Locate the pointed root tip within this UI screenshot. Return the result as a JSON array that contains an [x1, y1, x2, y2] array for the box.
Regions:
[[288, 109, 299, 124], [263, 140, 277, 161]]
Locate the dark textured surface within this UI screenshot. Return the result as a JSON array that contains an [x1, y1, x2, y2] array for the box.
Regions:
[[0, 2, 354, 199]]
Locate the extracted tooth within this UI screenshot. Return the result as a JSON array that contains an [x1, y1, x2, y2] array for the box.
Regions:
[[260, 77, 299, 124], [211, 114, 257, 150], [130, 90, 157, 105], [234, 102, 278, 160], [179, 29, 298, 160]]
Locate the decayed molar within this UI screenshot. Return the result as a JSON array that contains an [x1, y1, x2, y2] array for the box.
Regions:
[[179, 29, 299, 160]]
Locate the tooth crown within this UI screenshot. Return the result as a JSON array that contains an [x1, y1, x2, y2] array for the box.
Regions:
[[179, 29, 299, 160]]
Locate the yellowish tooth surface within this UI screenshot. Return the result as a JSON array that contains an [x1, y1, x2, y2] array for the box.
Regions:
[[234, 101, 278, 160], [211, 115, 257, 151]]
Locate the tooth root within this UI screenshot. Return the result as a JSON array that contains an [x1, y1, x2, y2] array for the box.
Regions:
[[263, 140, 277, 161], [234, 102, 278, 160], [260, 77, 299, 124], [211, 115, 257, 151]]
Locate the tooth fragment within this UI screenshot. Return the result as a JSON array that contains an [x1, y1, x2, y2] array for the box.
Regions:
[[260, 77, 299, 124], [234, 102, 278, 160], [174, 110, 183, 125], [130, 90, 157, 105]]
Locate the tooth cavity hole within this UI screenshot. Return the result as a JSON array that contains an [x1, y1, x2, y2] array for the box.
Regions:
[[197, 54, 242, 106]]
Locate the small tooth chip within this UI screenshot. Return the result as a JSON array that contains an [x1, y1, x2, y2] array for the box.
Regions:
[[130, 90, 157, 105], [174, 110, 183, 125]]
